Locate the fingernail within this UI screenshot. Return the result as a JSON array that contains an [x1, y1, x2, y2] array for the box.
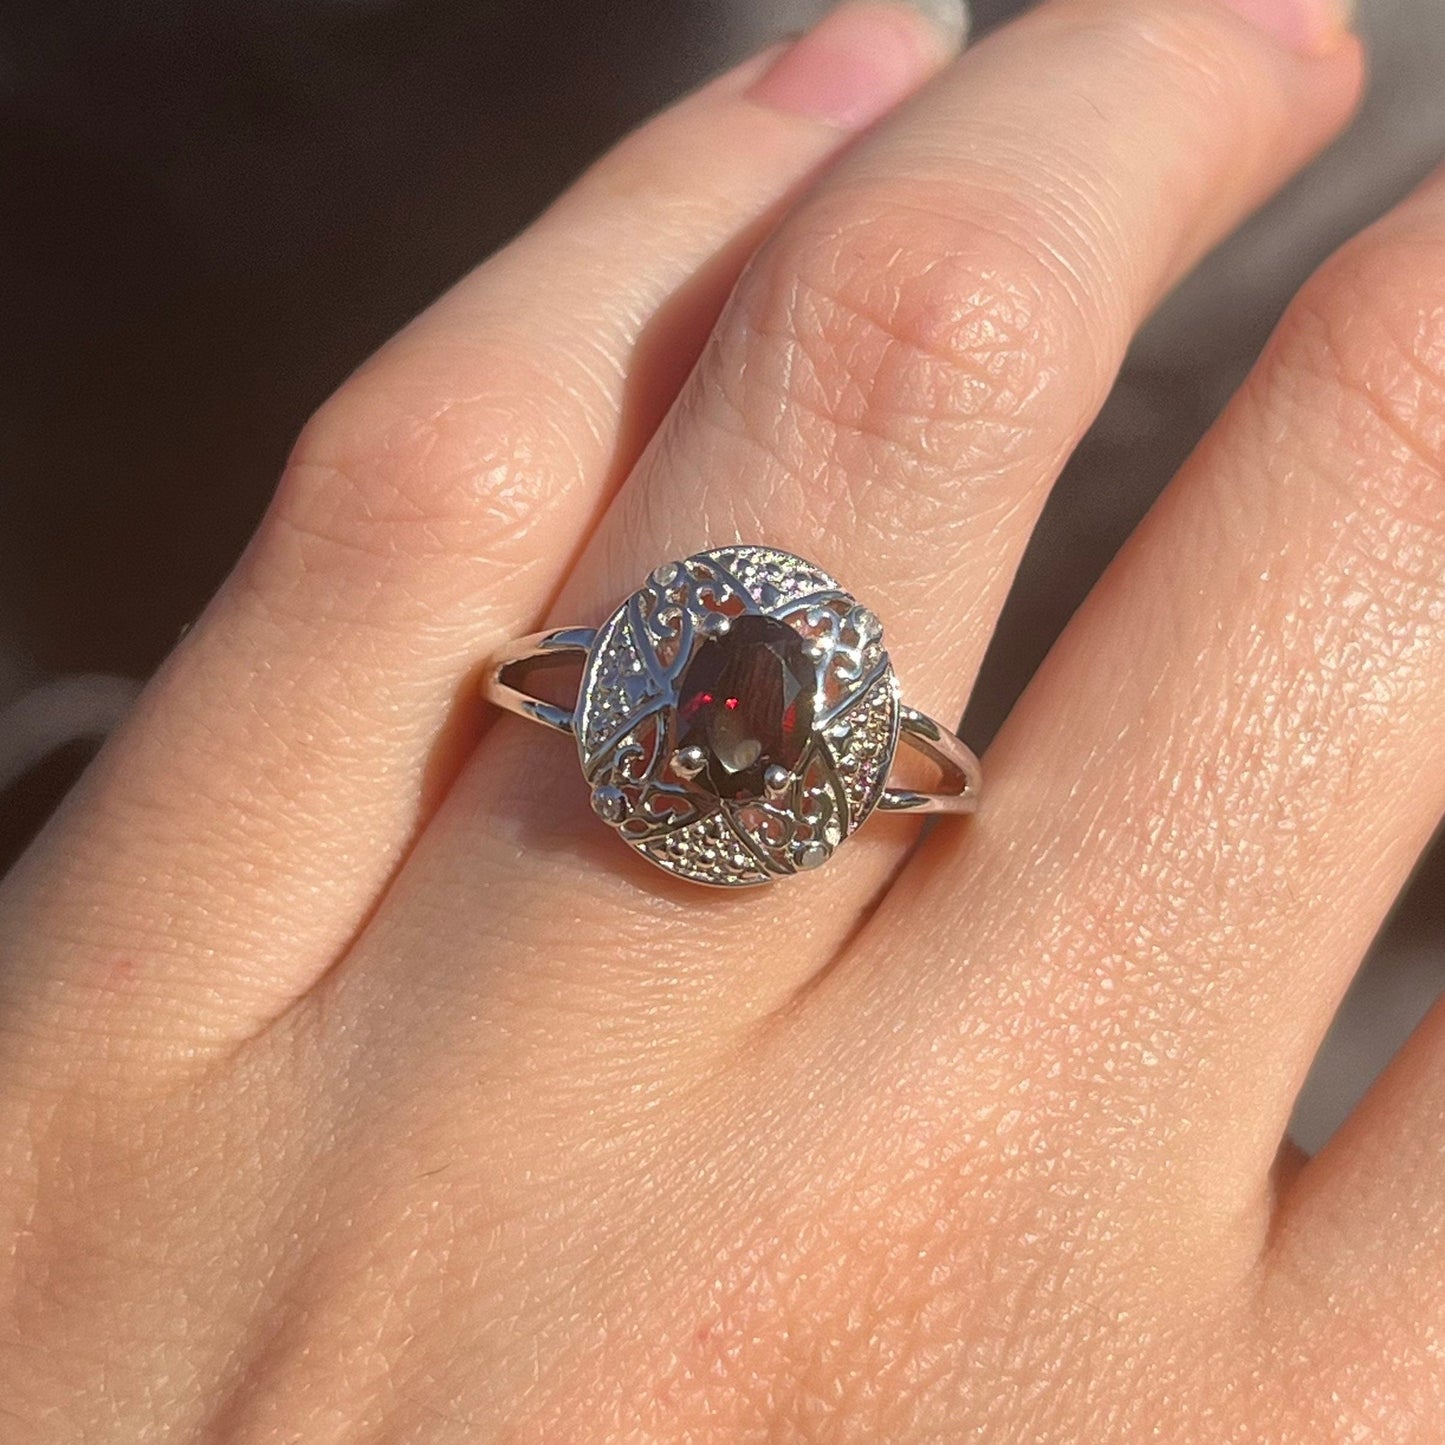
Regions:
[[748, 1, 969, 130], [1211, 0, 1356, 56]]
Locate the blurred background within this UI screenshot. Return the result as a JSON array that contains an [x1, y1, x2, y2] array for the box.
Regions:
[[0, 0, 1441, 1146]]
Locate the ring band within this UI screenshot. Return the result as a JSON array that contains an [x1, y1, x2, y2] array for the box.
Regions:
[[485, 546, 981, 887]]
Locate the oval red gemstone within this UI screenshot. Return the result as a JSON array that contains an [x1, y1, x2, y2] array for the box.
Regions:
[[674, 614, 816, 800]]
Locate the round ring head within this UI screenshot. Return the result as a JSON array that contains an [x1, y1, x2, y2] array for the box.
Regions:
[[575, 546, 900, 887]]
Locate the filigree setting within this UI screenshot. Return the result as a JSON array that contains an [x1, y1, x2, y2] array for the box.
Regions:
[[576, 546, 901, 887]]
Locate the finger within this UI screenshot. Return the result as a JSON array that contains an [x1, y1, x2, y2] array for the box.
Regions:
[[0, 2, 966, 1057], [873, 159, 1445, 1224], [347, 0, 1362, 1036], [1266, 976, 1445, 1422]]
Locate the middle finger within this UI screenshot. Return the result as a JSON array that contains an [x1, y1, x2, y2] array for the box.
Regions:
[[348, 0, 1361, 1034]]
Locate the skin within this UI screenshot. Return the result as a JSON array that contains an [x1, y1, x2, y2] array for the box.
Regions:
[[4, 0, 1445, 1438]]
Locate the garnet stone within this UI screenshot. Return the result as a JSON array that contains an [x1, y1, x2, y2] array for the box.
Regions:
[[674, 613, 816, 800]]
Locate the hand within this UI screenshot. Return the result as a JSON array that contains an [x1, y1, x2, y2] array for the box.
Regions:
[[6, 0, 1438, 1438]]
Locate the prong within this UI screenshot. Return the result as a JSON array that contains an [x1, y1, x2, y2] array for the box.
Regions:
[[848, 605, 881, 642], [590, 784, 627, 824], [671, 745, 708, 781], [698, 612, 731, 638], [763, 764, 791, 799], [650, 561, 680, 589], [804, 638, 830, 663], [795, 841, 830, 871]]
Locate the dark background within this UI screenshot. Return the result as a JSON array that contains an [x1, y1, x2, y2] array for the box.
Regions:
[[1, 0, 1442, 1145]]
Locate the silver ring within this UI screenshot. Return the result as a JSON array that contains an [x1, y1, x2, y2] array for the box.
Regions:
[[484, 545, 981, 887]]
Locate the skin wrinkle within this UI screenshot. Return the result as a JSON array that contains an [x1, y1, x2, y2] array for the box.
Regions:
[[1298, 275, 1445, 522], [271, 375, 593, 590], [806, 184, 1107, 377], [686, 205, 1086, 636]]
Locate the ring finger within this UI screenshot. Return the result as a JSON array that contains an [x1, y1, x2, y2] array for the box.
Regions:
[[339, 0, 1362, 1039]]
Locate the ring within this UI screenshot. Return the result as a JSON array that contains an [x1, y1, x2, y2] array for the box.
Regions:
[[485, 545, 981, 887]]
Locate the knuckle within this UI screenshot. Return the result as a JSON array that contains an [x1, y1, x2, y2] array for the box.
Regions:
[[251, 346, 575, 610], [719, 183, 1095, 526], [1281, 229, 1445, 536]]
